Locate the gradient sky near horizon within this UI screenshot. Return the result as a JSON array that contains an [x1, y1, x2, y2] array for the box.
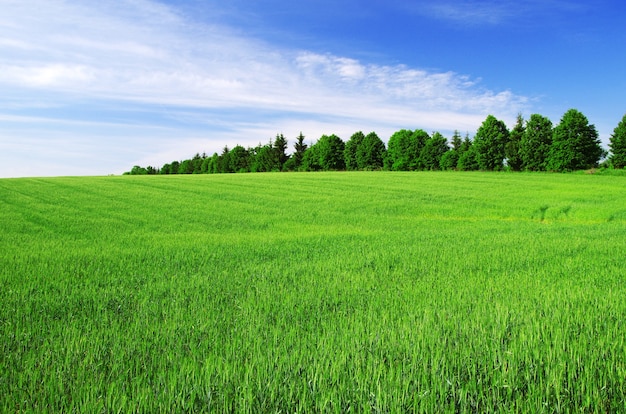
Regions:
[[1, 0, 624, 177]]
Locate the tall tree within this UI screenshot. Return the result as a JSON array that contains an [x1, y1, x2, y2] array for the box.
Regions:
[[520, 114, 553, 171], [293, 132, 308, 170], [344, 131, 365, 171], [451, 130, 463, 151], [609, 114, 626, 169], [547, 109, 603, 171], [419, 132, 449, 170], [473, 115, 509, 171], [356, 132, 386, 170], [506, 113, 525, 171], [217, 147, 232, 173], [273, 133, 289, 171]]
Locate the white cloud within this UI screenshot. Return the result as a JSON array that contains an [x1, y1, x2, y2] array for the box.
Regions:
[[0, 0, 530, 177]]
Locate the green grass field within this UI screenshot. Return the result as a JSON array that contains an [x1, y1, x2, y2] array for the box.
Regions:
[[1, 172, 625, 412]]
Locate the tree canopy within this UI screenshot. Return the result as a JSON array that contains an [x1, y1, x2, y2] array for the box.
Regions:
[[126, 109, 621, 176], [609, 114, 626, 169], [547, 109, 603, 171]]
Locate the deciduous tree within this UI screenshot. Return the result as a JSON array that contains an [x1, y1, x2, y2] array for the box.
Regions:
[[385, 129, 428, 171], [547, 109, 603, 171], [473, 115, 509, 171], [419, 132, 449, 170], [356, 132, 386, 170], [506, 114, 524, 171], [609, 114, 626, 169], [344, 131, 365, 171]]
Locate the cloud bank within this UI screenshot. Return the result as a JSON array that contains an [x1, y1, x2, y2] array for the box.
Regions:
[[0, 0, 530, 177]]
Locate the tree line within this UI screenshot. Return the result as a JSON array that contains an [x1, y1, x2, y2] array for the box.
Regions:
[[127, 109, 626, 175]]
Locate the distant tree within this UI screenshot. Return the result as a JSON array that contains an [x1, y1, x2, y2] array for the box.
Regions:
[[127, 165, 148, 175], [200, 156, 211, 173], [318, 134, 345, 170], [506, 113, 525, 171], [451, 130, 463, 151], [356, 132, 386, 170], [170, 161, 180, 175], [344, 131, 365, 171], [520, 114, 553, 171], [609, 114, 626, 169], [302, 134, 345, 171], [473, 115, 509, 170], [229, 145, 250, 173], [457, 136, 479, 171], [207, 153, 219, 174], [439, 149, 458, 170], [419, 132, 449, 170], [440, 130, 462, 170], [179, 159, 194, 174], [547, 109, 603, 171], [250, 144, 276, 172], [273, 133, 289, 170], [301, 142, 322, 171], [190, 153, 204, 174], [385, 129, 428, 171], [292, 132, 308, 170]]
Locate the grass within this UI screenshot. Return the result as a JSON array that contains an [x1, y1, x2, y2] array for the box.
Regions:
[[1, 172, 625, 412]]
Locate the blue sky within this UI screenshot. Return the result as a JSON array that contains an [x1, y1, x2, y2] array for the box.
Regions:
[[1, 0, 624, 177]]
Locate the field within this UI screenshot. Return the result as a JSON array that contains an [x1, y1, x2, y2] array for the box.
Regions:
[[1, 171, 625, 412]]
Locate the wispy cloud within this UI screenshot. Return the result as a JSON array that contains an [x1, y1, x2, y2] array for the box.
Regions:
[[398, 0, 586, 26], [0, 0, 530, 177]]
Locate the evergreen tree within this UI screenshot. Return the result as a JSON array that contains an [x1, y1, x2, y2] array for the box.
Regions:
[[293, 132, 308, 170], [609, 114, 626, 169], [547, 109, 603, 171], [451, 130, 463, 151], [520, 114, 553, 171], [473, 115, 509, 171], [273, 133, 289, 171], [506, 113, 524, 171], [217, 147, 232, 173], [344, 131, 365, 171]]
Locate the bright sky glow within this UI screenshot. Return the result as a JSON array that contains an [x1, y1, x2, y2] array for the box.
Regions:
[[1, 0, 624, 177]]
